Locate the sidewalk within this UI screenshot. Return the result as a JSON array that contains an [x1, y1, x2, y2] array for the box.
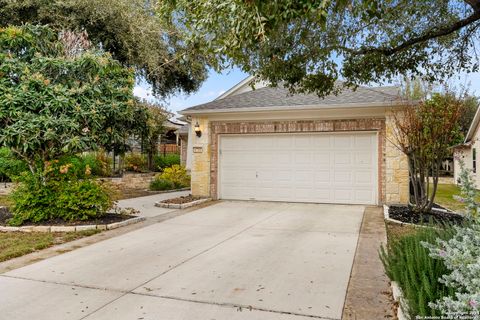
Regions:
[[342, 206, 395, 319], [117, 190, 190, 218]]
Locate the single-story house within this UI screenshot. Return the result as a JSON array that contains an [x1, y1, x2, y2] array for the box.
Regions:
[[179, 76, 409, 205], [453, 105, 480, 186]]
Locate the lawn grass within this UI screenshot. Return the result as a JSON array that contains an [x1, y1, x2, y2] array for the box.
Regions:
[[0, 229, 100, 262], [431, 183, 480, 212]]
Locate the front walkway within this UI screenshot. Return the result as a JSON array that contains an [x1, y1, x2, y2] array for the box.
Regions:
[[0, 201, 365, 320], [117, 190, 190, 218]]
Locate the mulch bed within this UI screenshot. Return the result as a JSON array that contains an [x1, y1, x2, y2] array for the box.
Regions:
[[160, 195, 201, 204], [0, 208, 135, 227], [388, 205, 465, 225]]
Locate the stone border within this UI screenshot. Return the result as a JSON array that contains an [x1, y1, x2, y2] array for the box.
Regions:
[[0, 216, 146, 233], [391, 281, 409, 320], [155, 198, 211, 209]]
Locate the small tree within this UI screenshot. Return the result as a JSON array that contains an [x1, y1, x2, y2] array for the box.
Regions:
[[0, 25, 136, 182], [392, 92, 464, 213], [135, 100, 168, 171]]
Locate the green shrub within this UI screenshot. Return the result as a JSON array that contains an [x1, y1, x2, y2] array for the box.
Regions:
[[124, 153, 148, 172], [149, 177, 175, 191], [91, 151, 113, 177], [0, 148, 28, 181], [159, 164, 190, 188], [9, 163, 113, 225], [153, 153, 180, 171], [380, 226, 456, 318]]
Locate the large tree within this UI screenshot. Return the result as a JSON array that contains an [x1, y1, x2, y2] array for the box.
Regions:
[[0, 0, 208, 97], [0, 25, 139, 181], [159, 0, 480, 96]]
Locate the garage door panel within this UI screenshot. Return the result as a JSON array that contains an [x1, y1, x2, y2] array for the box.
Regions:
[[219, 133, 377, 205], [334, 171, 353, 185], [355, 190, 375, 204], [312, 135, 331, 148], [354, 135, 374, 148], [313, 153, 331, 165], [334, 152, 353, 166], [333, 135, 352, 149], [294, 135, 312, 148], [294, 151, 314, 165], [355, 171, 375, 185], [314, 171, 331, 184], [354, 152, 373, 166]]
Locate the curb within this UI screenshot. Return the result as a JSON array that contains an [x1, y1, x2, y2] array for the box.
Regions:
[[0, 216, 146, 233], [155, 198, 212, 209], [145, 187, 191, 194], [391, 281, 409, 320]]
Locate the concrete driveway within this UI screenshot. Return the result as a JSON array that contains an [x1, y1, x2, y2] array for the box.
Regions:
[[0, 201, 364, 320]]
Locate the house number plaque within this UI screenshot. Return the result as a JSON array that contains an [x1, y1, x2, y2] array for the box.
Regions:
[[193, 146, 203, 153]]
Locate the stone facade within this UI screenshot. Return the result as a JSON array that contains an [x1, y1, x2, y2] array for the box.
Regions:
[[190, 117, 211, 197], [385, 115, 410, 203], [179, 136, 188, 166], [100, 172, 156, 190], [190, 116, 409, 204]]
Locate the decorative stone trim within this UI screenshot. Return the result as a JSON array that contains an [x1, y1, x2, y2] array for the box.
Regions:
[[0, 216, 145, 233], [391, 281, 409, 320], [155, 198, 211, 209], [209, 118, 387, 202]]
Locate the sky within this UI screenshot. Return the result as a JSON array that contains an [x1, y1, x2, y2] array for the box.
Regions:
[[133, 67, 480, 117], [133, 68, 248, 116]]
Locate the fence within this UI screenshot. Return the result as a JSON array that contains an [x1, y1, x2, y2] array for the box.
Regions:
[[158, 144, 179, 155]]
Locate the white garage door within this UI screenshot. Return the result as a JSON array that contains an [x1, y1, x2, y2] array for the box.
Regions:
[[218, 132, 378, 205]]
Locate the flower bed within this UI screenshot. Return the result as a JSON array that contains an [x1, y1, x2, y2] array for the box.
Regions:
[[155, 195, 211, 209], [0, 206, 145, 232], [385, 204, 465, 226]]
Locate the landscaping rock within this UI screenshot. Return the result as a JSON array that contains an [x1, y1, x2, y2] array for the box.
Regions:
[[50, 226, 76, 233], [75, 225, 97, 232]]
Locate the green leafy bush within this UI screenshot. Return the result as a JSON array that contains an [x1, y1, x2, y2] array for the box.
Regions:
[[380, 226, 456, 318], [56, 153, 112, 178], [149, 165, 190, 190], [91, 151, 113, 177], [149, 177, 175, 191], [124, 153, 148, 172], [9, 162, 113, 225], [158, 165, 190, 188], [0, 148, 28, 181], [153, 154, 180, 171]]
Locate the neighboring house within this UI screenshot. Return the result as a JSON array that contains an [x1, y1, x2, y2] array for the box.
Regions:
[[453, 106, 480, 187], [179, 76, 409, 205]]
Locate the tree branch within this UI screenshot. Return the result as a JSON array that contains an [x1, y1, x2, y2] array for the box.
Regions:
[[345, 9, 480, 56], [465, 0, 480, 12]]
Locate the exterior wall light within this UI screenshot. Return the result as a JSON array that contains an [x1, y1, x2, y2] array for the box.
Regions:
[[194, 122, 202, 137]]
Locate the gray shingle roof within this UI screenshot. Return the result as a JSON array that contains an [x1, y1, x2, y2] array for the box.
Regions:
[[181, 84, 400, 113]]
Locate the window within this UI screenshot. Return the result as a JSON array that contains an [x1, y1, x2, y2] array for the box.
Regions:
[[474, 148, 477, 173]]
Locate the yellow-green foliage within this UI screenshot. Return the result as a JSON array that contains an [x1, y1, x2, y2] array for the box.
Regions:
[[158, 165, 190, 188]]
